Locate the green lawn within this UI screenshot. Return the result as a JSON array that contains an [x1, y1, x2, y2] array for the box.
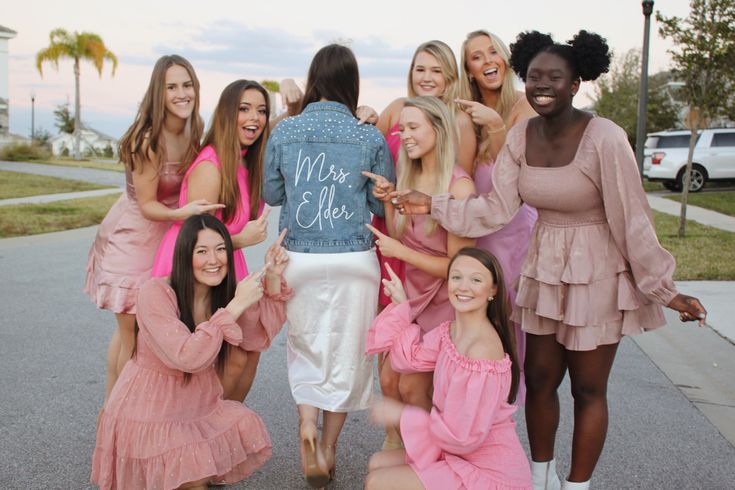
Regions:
[[32, 157, 125, 173], [0, 193, 121, 238], [653, 210, 735, 280], [663, 191, 735, 217], [0, 170, 110, 199]]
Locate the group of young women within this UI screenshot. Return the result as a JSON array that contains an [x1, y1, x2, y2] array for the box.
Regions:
[[83, 26, 707, 490]]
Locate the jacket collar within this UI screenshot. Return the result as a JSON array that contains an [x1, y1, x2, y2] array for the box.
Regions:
[[302, 101, 353, 116]]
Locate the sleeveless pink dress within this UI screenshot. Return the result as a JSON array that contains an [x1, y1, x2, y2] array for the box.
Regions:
[[152, 145, 264, 281], [84, 161, 183, 314], [366, 302, 532, 490], [399, 167, 472, 332], [373, 122, 405, 306]]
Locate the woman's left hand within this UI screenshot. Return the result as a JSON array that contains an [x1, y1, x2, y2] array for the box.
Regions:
[[455, 98, 504, 129], [369, 397, 405, 427], [366, 224, 403, 260], [279, 78, 303, 108], [362, 171, 395, 202], [265, 228, 289, 277], [667, 293, 707, 326], [356, 105, 379, 125]]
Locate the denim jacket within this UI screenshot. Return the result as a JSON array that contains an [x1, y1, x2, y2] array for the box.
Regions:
[[264, 101, 395, 253]]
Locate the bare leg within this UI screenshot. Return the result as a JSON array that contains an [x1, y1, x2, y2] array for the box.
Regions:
[[524, 333, 567, 462], [103, 328, 121, 404], [321, 409, 348, 478], [298, 404, 329, 486], [176, 477, 210, 489], [565, 342, 619, 482], [114, 313, 136, 376], [235, 351, 261, 401], [379, 354, 403, 448], [367, 449, 407, 471], [398, 372, 433, 412], [220, 346, 248, 401], [365, 464, 424, 490]]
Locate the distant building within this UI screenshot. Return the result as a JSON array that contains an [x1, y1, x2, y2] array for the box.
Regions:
[[0, 25, 25, 148], [51, 124, 118, 158]]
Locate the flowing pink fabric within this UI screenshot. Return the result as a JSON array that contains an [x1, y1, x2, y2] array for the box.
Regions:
[[366, 303, 532, 490], [152, 145, 264, 281], [91, 277, 290, 490], [431, 118, 678, 350], [84, 162, 183, 314]]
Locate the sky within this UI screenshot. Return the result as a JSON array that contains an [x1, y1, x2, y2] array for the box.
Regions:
[[4, 0, 693, 140]]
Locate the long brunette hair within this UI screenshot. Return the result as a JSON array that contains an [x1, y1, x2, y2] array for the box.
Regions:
[[301, 44, 359, 115]]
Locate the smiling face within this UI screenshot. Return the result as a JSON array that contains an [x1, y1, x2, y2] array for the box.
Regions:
[[237, 88, 268, 147], [465, 34, 506, 92], [191, 228, 228, 288], [448, 255, 498, 314], [399, 106, 437, 161], [525, 51, 579, 117], [163, 64, 196, 121], [410, 51, 447, 97]]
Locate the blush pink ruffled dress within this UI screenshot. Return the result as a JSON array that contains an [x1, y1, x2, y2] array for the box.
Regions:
[[91, 277, 292, 490], [432, 118, 678, 351], [366, 302, 532, 490], [399, 166, 472, 331], [152, 145, 264, 281], [84, 162, 183, 314]]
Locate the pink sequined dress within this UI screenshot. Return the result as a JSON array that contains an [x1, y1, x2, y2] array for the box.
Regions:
[[474, 161, 536, 402], [84, 161, 183, 314], [91, 277, 292, 490], [152, 145, 264, 281], [432, 118, 679, 351], [373, 121, 404, 306], [366, 302, 532, 490], [399, 166, 472, 331]]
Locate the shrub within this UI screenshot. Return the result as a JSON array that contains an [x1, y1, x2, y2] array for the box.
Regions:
[[0, 142, 51, 161]]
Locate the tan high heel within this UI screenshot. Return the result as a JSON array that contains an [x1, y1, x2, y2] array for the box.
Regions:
[[300, 421, 330, 488], [323, 443, 336, 482]]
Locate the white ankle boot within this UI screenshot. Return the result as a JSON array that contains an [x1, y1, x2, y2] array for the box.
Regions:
[[562, 480, 590, 489], [531, 459, 561, 490]]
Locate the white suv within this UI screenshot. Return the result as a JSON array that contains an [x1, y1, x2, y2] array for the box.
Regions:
[[643, 128, 735, 192]]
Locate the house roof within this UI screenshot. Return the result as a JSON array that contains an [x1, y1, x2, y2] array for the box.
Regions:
[[0, 26, 17, 38]]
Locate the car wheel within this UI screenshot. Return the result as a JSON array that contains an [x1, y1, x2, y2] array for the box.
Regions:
[[676, 164, 707, 193], [663, 181, 682, 192]]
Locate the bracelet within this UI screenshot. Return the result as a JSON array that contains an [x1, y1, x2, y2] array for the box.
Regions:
[[487, 125, 506, 135]]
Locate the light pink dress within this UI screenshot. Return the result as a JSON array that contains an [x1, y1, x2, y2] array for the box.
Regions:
[[399, 166, 472, 332], [91, 277, 292, 490], [152, 145, 264, 281], [432, 118, 678, 350], [373, 121, 404, 306], [366, 302, 532, 490], [474, 162, 536, 402], [85, 162, 183, 314]]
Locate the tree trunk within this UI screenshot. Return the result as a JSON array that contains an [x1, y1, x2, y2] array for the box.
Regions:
[[73, 58, 81, 160], [678, 106, 699, 238]]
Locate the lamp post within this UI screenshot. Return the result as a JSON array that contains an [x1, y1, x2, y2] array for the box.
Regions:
[[30, 91, 35, 144], [634, 0, 655, 181]]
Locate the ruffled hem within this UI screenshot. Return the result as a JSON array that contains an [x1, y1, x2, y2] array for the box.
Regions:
[[91, 401, 271, 490], [439, 325, 512, 373], [84, 250, 143, 314]]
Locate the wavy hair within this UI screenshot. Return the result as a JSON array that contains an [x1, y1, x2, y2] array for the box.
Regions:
[[407, 40, 461, 114]]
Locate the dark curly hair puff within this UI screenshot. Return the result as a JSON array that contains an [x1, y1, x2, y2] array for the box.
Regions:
[[509, 30, 610, 82]]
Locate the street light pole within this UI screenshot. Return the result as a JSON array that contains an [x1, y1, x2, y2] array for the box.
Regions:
[[30, 91, 35, 144], [635, 0, 655, 181]]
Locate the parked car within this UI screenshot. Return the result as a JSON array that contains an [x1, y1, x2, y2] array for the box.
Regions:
[[643, 128, 735, 192]]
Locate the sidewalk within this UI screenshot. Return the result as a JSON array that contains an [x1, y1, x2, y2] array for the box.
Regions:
[[647, 193, 735, 232]]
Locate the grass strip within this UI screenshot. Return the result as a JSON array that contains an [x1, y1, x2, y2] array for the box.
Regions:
[[663, 191, 735, 218], [0, 170, 110, 199]]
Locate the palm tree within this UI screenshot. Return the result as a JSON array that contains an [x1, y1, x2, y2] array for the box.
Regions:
[[36, 29, 118, 160]]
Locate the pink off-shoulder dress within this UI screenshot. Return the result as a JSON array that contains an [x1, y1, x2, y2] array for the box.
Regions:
[[85, 162, 182, 314], [152, 145, 264, 281], [432, 118, 678, 350], [366, 302, 532, 490], [91, 277, 291, 490]]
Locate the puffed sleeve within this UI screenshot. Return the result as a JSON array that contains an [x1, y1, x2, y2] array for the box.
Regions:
[[596, 120, 678, 305], [430, 122, 525, 238], [136, 278, 243, 373], [365, 302, 439, 373], [263, 129, 286, 206], [236, 278, 294, 352], [400, 361, 510, 468]]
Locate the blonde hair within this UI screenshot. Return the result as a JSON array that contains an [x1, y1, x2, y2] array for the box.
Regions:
[[407, 41, 461, 114], [119, 55, 203, 173], [459, 31, 518, 162], [395, 96, 457, 236]]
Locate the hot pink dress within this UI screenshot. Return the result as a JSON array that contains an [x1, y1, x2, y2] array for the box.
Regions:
[[152, 145, 264, 281], [474, 161, 536, 402], [373, 121, 404, 306], [432, 118, 679, 351], [91, 277, 292, 490], [366, 302, 532, 490], [399, 167, 472, 331], [85, 161, 183, 314]]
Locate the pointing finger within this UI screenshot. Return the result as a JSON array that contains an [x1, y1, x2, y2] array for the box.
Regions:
[[258, 208, 271, 221], [454, 98, 475, 108], [365, 223, 386, 238], [384, 262, 400, 283], [275, 228, 288, 247]]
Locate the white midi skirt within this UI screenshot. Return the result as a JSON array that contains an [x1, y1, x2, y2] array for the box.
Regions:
[[284, 249, 379, 412]]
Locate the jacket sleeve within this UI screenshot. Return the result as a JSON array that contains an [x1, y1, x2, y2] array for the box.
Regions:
[[367, 138, 395, 218], [137, 279, 243, 373], [430, 126, 523, 238], [597, 121, 678, 305], [263, 133, 286, 206]]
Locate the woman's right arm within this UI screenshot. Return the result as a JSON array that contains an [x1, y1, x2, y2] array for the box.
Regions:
[[376, 98, 404, 136]]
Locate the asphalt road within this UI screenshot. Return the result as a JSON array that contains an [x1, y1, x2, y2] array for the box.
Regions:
[[1, 206, 734, 489]]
